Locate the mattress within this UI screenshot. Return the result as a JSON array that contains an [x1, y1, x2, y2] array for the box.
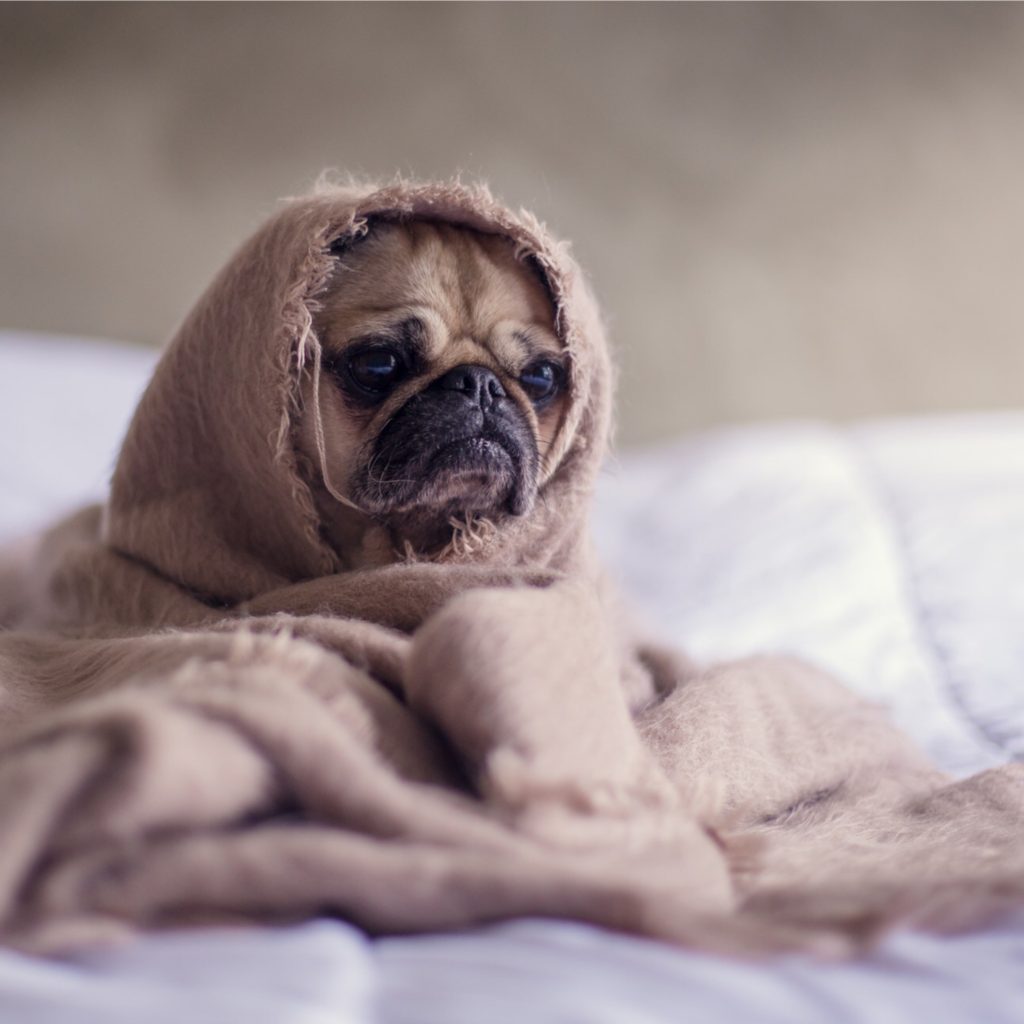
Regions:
[[1, 329, 1023, 1023]]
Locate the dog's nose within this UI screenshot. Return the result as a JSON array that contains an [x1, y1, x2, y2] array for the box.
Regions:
[[432, 364, 506, 408]]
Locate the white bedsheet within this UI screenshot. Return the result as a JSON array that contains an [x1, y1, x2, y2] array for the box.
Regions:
[[1, 330, 1022, 1023]]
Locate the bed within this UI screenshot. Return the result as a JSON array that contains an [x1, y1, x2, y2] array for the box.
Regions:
[[2, 330, 1023, 1023]]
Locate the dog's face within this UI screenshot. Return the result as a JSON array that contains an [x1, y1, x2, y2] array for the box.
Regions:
[[300, 220, 568, 562]]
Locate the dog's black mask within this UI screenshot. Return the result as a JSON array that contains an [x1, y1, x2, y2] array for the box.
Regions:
[[353, 364, 539, 523]]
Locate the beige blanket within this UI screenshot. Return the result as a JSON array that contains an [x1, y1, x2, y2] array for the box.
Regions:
[[2, 181, 1022, 958]]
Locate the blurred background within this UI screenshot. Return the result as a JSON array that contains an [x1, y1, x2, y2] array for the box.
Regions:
[[2, 2, 1023, 445]]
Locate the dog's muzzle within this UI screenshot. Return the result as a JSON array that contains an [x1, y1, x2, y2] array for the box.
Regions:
[[355, 363, 540, 518]]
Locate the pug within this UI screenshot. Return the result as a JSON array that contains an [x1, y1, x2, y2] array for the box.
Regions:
[[298, 220, 570, 567]]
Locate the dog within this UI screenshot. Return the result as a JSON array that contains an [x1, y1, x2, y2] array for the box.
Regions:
[[298, 220, 570, 567]]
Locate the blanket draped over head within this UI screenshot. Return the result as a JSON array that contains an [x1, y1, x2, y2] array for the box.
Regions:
[[1, 180, 1023, 958]]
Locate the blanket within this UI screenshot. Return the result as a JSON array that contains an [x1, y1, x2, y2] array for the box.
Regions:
[[1, 180, 1022, 957]]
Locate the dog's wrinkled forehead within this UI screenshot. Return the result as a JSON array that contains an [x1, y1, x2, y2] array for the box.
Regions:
[[319, 219, 564, 371]]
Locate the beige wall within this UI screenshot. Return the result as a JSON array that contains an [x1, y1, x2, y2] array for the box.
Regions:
[[2, 3, 1024, 444]]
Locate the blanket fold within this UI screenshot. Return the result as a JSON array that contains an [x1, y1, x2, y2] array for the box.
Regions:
[[2, 179, 1023, 958]]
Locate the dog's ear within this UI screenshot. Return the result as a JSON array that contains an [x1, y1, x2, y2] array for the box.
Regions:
[[328, 235, 351, 257], [328, 215, 384, 257]]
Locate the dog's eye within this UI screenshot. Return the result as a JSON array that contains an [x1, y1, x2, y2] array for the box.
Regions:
[[346, 347, 405, 395], [519, 360, 564, 406]]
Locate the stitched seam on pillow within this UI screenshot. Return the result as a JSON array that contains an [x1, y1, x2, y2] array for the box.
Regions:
[[845, 428, 1015, 766]]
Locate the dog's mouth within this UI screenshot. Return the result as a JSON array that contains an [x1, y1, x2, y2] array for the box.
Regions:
[[353, 398, 539, 523], [429, 435, 513, 474], [424, 434, 517, 508]]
